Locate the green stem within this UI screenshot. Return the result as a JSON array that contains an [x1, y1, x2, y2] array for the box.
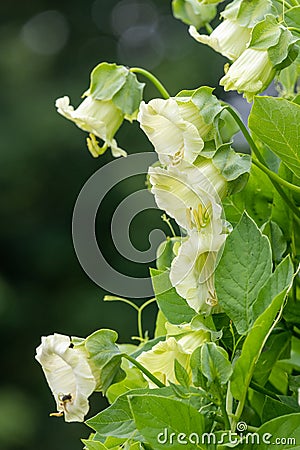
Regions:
[[161, 214, 176, 237], [224, 105, 300, 220], [104, 296, 139, 311], [130, 67, 170, 99], [220, 398, 231, 430], [123, 354, 165, 388], [281, 0, 294, 8], [137, 298, 156, 340], [249, 381, 280, 401], [252, 158, 300, 195], [205, 23, 213, 34], [288, 26, 300, 34]]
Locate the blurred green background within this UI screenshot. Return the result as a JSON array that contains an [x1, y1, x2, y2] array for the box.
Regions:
[[0, 1, 228, 449]]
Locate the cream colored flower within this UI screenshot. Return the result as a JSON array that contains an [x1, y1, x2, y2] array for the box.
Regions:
[[170, 229, 227, 313], [35, 333, 96, 422], [137, 328, 209, 388], [220, 48, 276, 102], [138, 98, 205, 166], [148, 159, 227, 232], [55, 95, 126, 157], [189, 19, 251, 61]]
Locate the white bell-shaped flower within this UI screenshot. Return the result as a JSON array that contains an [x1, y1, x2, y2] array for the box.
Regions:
[[138, 98, 206, 166], [35, 333, 96, 422], [189, 19, 251, 61], [149, 159, 227, 232]]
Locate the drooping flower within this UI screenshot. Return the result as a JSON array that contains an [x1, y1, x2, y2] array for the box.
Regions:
[[35, 333, 96, 422], [189, 19, 251, 61], [220, 48, 275, 102], [55, 95, 126, 157]]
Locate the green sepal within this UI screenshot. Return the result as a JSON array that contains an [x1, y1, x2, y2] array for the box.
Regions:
[[88, 62, 144, 118], [172, 0, 217, 29], [176, 86, 221, 126], [113, 71, 145, 120], [222, 0, 275, 27], [89, 63, 128, 101], [211, 143, 251, 195], [268, 29, 299, 69], [85, 329, 126, 394], [156, 237, 181, 271], [249, 15, 281, 50]]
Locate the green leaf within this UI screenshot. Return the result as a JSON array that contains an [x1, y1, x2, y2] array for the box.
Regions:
[[261, 220, 287, 262], [284, 6, 300, 34], [201, 342, 232, 385], [113, 71, 144, 119], [129, 395, 205, 449], [223, 165, 274, 227], [85, 329, 125, 393], [215, 212, 272, 335], [150, 268, 196, 325], [174, 359, 190, 388], [230, 268, 294, 401], [190, 347, 206, 388], [253, 331, 292, 386], [252, 256, 293, 321], [252, 413, 300, 449], [82, 440, 108, 450], [271, 164, 293, 239], [86, 393, 142, 440], [249, 96, 300, 178], [89, 62, 128, 101], [106, 358, 148, 404], [261, 396, 300, 423], [276, 50, 300, 99]]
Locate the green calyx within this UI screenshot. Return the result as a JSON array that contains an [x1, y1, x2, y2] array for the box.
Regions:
[[88, 62, 145, 121]]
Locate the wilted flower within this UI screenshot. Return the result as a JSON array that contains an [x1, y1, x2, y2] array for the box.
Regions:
[[220, 48, 275, 102], [55, 95, 127, 158], [189, 19, 251, 61], [35, 333, 96, 422]]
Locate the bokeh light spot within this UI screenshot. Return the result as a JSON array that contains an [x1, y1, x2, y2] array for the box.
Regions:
[[21, 10, 69, 55]]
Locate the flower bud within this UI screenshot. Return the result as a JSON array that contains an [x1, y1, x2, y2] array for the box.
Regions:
[[220, 48, 275, 102]]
